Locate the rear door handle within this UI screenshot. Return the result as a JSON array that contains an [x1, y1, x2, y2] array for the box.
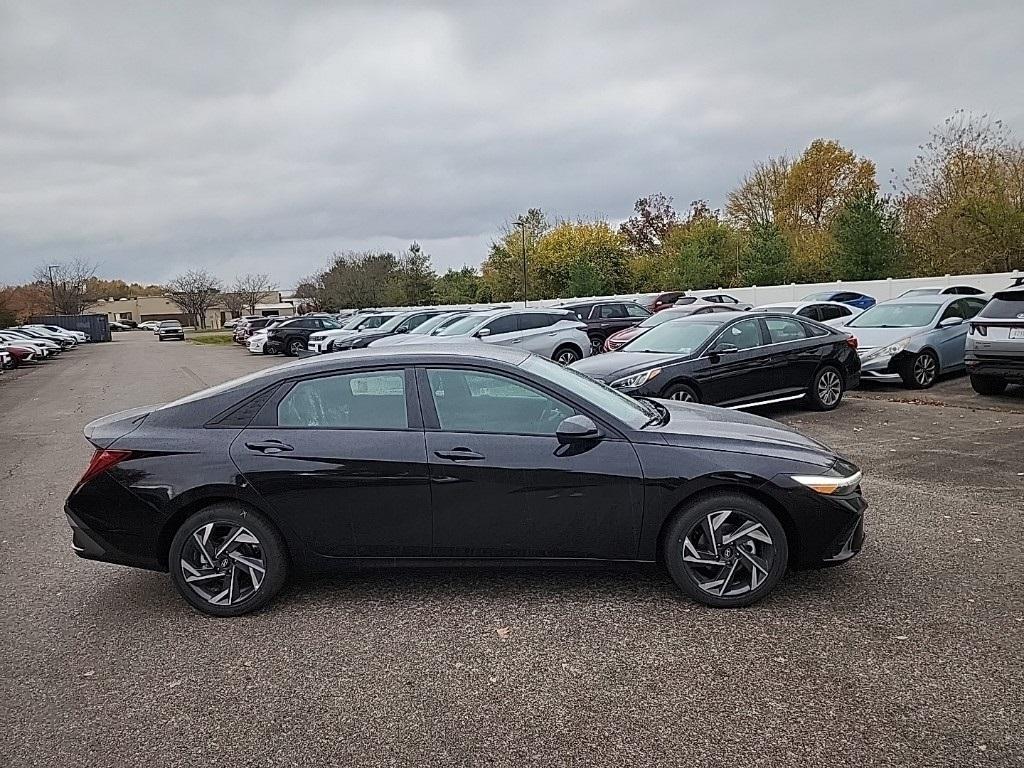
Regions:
[[245, 440, 294, 454], [434, 448, 485, 461]]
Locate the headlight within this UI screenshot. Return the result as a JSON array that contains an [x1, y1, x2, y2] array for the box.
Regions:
[[865, 338, 910, 360], [790, 470, 862, 495], [309, 333, 324, 341], [611, 368, 662, 389]]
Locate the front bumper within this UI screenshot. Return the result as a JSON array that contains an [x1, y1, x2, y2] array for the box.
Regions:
[[857, 352, 902, 380], [308, 338, 333, 354], [248, 337, 268, 353]]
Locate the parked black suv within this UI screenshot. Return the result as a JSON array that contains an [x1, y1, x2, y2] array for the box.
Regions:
[[560, 301, 651, 354], [266, 316, 343, 356]]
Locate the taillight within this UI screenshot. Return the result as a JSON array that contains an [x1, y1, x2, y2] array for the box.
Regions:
[[970, 324, 986, 336], [76, 449, 133, 489], [845, 335, 858, 350]]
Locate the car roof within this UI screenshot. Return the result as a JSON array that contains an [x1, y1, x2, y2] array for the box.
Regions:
[[875, 294, 959, 305], [266, 343, 532, 379], [757, 300, 854, 309]]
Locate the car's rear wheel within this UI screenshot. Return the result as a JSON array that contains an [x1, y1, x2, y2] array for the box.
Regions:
[[662, 382, 699, 403], [805, 365, 844, 410], [286, 338, 306, 356], [663, 493, 788, 608], [970, 374, 1008, 395], [553, 345, 582, 365], [169, 503, 288, 617], [898, 350, 938, 389]]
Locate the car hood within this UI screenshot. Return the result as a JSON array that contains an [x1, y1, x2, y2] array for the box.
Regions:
[[647, 400, 838, 467], [571, 351, 688, 382], [847, 326, 925, 349]]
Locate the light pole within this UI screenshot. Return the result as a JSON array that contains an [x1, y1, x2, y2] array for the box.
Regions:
[[47, 265, 60, 315], [514, 218, 528, 307]]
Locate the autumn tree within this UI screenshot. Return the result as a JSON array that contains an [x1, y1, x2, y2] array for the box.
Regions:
[[32, 259, 98, 315], [231, 273, 277, 315], [219, 291, 246, 318], [782, 139, 877, 229], [833, 191, 904, 280], [661, 207, 740, 290], [531, 220, 629, 298], [166, 269, 222, 328], [900, 111, 1024, 274], [619, 193, 680, 256], [480, 209, 549, 302], [725, 156, 791, 229]]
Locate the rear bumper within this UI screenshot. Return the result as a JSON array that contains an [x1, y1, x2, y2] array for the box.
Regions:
[[65, 506, 164, 572], [966, 354, 1024, 382]]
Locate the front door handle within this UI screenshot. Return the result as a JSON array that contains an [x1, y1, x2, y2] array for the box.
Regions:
[[245, 439, 294, 454], [434, 448, 485, 461]]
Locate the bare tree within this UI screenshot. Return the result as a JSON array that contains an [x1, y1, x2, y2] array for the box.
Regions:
[[219, 291, 246, 318], [231, 273, 277, 315], [32, 259, 98, 315], [166, 269, 222, 328]]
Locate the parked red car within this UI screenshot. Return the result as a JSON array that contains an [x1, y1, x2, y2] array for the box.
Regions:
[[646, 291, 687, 312], [0, 343, 35, 368]]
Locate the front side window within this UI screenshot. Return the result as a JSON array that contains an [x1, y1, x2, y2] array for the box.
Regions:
[[598, 304, 628, 319], [961, 298, 987, 318], [278, 371, 408, 429], [426, 368, 575, 435], [625, 304, 650, 318], [482, 315, 518, 336], [939, 301, 964, 322], [711, 318, 763, 351]]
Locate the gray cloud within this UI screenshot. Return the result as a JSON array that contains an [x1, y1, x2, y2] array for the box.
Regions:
[[1, 0, 1021, 286]]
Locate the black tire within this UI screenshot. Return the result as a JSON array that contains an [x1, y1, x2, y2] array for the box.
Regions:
[[285, 337, 305, 357], [663, 492, 788, 608], [805, 365, 845, 411], [588, 335, 604, 356], [553, 345, 582, 365], [169, 502, 288, 617], [970, 374, 1008, 396], [898, 350, 939, 389], [662, 382, 700, 403]]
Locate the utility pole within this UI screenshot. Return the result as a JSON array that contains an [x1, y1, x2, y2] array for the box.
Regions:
[[47, 265, 60, 315], [514, 218, 528, 307]]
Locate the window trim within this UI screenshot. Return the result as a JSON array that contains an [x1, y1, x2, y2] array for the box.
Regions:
[[414, 364, 626, 439], [251, 366, 421, 431]]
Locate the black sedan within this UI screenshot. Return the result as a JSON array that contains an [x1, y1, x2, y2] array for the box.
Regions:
[[571, 313, 860, 411], [65, 345, 865, 617], [331, 309, 447, 351]]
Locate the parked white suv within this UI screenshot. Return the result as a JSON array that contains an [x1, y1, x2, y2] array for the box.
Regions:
[[416, 308, 591, 364], [307, 312, 398, 353]]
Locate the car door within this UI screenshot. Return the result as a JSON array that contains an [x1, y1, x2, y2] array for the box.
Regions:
[[518, 313, 561, 356], [230, 367, 432, 558], [419, 366, 644, 560], [761, 315, 820, 396], [933, 300, 969, 368], [591, 303, 632, 336], [696, 317, 770, 406], [476, 314, 522, 348]]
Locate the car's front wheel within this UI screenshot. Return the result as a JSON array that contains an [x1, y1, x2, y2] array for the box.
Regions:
[[286, 338, 306, 356], [898, 350, 938, 389], [805, 365, 844, 410], [663, 493, 788, 608], [970, 374, 1008, 395], [662, 382, 699, 403], [168, 503, 288, 617]]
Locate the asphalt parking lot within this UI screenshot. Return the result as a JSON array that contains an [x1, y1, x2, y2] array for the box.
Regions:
[[2, 333, 1022, 767]]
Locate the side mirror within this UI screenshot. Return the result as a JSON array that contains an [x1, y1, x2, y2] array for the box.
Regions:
[[938, 316, 963, 328], [396, 326, 409, 334], [476, 328, 491, 338], [556, 415, 601, 444]]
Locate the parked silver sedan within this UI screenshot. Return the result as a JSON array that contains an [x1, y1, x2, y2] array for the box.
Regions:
[[844, 294, 988, 388]]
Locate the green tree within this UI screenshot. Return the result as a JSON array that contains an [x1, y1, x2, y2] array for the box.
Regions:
[[392, 242, 436, 305], [433, 267, 482, 304], [480, 208, 549, 302], [833, 191, 903, 280], [744, 223, 793, 285], [532, 220, 629, 298], [662, 215, 736, 290]]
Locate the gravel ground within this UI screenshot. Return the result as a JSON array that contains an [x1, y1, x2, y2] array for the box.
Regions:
[[1, 333, 1022, 767]]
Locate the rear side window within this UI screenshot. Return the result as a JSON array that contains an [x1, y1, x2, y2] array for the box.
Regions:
[[764, 316, 809, 343], [796, 306, 821, 320], [625, 304, 650, 318], [277, 371, 409, 429], [818, 305, 849, 321], [519, 314, 555, 330], [597, 304, 628, 319], [978, 292, 1024, 319]]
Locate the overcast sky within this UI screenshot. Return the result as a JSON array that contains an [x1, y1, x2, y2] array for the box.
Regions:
[[1, 1, 1021, 288]]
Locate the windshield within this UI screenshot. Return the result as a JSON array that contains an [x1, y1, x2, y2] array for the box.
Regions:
[[435, 313, 494, 336], [802, 292, 833, 301], [621, 319, 721, 354], [413, 313, 466, 334], [375, 314, 412, 333], [847, 303, 941, 328], [339, 315, 369, 330], [638, 310, 693, 328], [522, 356, 653, 429], [674, 296, 696, 305]]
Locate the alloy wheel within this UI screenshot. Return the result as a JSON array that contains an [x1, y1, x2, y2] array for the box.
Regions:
[[555, 349, 579, 365], [913, 353, 937, 386], [680, 510, 776, 597], [590, 338, 604, 355], [179, 522, 266, 606], [289, 340, 304, 356], [816, 369, 842, 407], [669, 389, 695, 402]]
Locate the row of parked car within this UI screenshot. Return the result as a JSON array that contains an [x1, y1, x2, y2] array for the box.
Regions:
[[0, 324, 92, 377], [223, 278, 1023, 411]]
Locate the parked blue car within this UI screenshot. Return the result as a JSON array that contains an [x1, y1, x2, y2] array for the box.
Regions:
[[842, 294, 989, 388], [802, 290, 876, 310]]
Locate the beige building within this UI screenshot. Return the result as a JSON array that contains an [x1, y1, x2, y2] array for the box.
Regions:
[[88, 292, 296, 329]]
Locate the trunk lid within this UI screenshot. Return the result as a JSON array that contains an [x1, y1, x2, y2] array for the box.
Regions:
[[83, 405, 160, 448]]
